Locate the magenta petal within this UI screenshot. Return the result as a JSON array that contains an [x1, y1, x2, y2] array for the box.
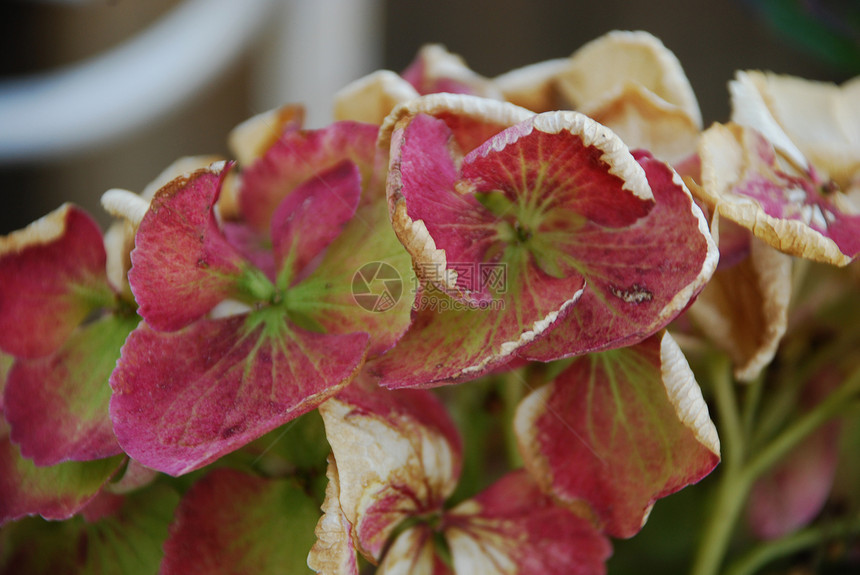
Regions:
[[270, 161, 361, 284], [240, 122, 381, 232], [129, 167, 247, 332], [520, 151, 717, 360], [161, 468, 319, 575], [444, 470, 612, 575], [110, 316, 368, 476], [0, 205, 110, 358], [4, 315, 135, 465]]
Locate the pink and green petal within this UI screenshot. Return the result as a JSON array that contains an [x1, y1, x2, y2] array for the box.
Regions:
[[443, 470, 612, 575], [0, 483, 178, 574], [0, 204, 112, 358], [161, 468, 319, 575], [129, 166, 248, 332], [318, 377, 462, 561], [520, 151, 718, 361], [270, 161, 361, 287], [3, 314, 137, 465], [110, 315, 368, 476], [239, 121, 382, 232], [698, 122, 860, 266], [0, 422, 123, 525], [286, 196, 416, 358], [369, 265, 583, 388], [515, 331, 720, 538]]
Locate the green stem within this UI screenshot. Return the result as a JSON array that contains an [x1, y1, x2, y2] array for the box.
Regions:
[[744, 364, 860, 482], [724, 515, 860, 575], [691, 357, 749, 575]]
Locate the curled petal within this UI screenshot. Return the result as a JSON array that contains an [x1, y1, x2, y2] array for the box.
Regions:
[[515, 332, 720, 538], [698, 122, 860, 265], [334, 69, 420, 124], [401, 44, 503, 100], [557, 30, 702, 129], [318, 379, 461, 561], [308, 456, 360, 575]]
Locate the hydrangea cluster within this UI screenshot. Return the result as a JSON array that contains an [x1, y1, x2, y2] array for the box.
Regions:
[[1, 31, 858, 575]]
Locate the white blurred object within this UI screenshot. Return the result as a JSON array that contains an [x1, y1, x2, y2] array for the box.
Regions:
[[255, 0, 384, 128], [0, 0, 383, 163]]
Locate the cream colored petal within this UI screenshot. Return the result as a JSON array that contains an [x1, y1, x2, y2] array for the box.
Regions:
[[660, 331, 721, 455], [227, 104, 305, 167], [687, 220, 793, 381], [0, 203, 72, 254], [308, 456, 360, 575], [732, 71, 860, 188], [318, 394, 459, 562], [409, 44, 504, 101], [587, 84, 701, 163], [493, 58, 568, 112], [334, 70, 419, 124], [557, 30, 702, 129], [376, 528, 437, 575]]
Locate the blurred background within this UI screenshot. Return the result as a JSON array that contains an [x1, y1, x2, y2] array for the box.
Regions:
[[1, 0, 858, 235]]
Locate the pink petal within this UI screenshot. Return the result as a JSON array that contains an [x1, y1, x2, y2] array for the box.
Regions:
[[520, 151, 718, 360], [239, 121, 381, 232], [161, 468, 319, 575], [515, 332, 720, 538], [129, 166, 247, 332], [110, 316, 368, 476], [270, 161, 361, 286], [3, 315, 136, 465], [443, 470, 612, 575], [0, 204, 111, 358]]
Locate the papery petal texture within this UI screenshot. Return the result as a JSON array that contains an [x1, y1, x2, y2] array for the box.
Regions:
[[698, 122, 860, 266], [318, 378, 462, 561], [110, 316, 368, 476], [0, 204, 112, 358], [308, 456, 360, 575], [515, 331, 720, 538]]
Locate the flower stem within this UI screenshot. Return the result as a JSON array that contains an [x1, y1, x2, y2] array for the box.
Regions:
[[691, 361, 860, 575], [690, 357, 751, 575], [724, 515, 860, 575]]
